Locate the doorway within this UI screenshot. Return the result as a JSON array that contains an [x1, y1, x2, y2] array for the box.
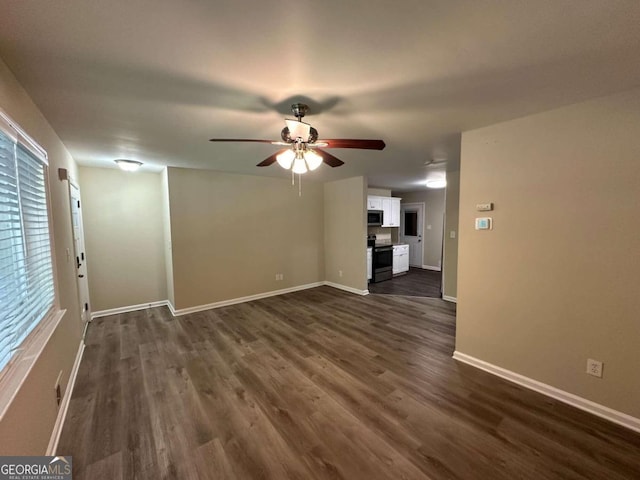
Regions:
[[368, 201, 442, 298], [69, 182, 91, 325]]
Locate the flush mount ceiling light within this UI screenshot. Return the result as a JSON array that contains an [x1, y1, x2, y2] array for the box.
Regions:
[[114, 159, 143, 172], [426, 178, 447, 189]]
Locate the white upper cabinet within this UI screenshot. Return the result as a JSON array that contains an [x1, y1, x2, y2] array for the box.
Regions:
[[367, 195, 401, 228], [367, 196, 382, 210], [389, 198, 401, 227], [381, 197, 391, 227]]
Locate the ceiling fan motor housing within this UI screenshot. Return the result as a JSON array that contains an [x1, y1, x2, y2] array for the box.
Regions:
[[291, 103, 309, 119]]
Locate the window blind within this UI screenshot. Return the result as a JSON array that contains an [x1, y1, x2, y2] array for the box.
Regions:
[[0, 127, 54, 372]]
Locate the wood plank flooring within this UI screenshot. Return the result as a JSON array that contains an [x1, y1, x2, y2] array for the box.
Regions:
[[368, 267, 442, 297], [57, 286, 640, 479]]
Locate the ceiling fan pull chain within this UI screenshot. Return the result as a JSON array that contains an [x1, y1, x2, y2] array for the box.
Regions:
[[291, 169, 295, 185], [298, 174, 302, 197]]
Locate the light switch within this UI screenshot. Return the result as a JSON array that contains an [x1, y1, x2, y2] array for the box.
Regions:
[[475, 217, 492, 230], [449, 231, 456, 239]]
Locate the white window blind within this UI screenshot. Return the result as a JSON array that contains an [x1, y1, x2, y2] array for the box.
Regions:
[[0, 124, 54, 373]]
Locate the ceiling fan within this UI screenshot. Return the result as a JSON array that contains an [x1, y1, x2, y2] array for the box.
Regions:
[[209, 103, 386, 174]]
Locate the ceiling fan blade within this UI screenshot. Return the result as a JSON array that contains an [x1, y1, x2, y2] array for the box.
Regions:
[[209, 138, 275, 143], [256, 150, 285, 167], [319, 139, 386, 150], [316, 149, 345, 168]]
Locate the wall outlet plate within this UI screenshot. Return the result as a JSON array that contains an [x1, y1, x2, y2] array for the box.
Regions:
[[586, 358, 603, 378]]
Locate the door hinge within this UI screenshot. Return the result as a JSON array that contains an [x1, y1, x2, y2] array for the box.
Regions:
[[77, 200, 80, 208], [85, 303, 89, 311]]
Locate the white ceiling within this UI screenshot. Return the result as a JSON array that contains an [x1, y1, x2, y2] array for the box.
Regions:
[[1, 1, 640, 191]]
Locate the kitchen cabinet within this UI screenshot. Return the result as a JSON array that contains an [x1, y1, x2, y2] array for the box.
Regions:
[[368, 195, 401, 228], [367, 247, 372, 281], [367, 196, 382, 210], [382, 197, 401, 227], [392, 244, 409, 274], [381, 197, 391, 226]]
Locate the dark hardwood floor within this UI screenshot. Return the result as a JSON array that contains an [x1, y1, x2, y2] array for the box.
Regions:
[[58, 287, 640, 479], [368, 267, 442, 297]]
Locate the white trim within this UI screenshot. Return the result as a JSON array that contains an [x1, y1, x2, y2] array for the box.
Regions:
[[421, 265, 442, 271], [452, 351, 640, 434], [91, 300, 170, 319], [323, 281, 369, 296], [171, 282, 325, 316], [442, 295, 457, 303], [46, 340, 85, 455], [0, 109, 48, 162], [94, 281, 370, 319], [0, 309, 66, 421]]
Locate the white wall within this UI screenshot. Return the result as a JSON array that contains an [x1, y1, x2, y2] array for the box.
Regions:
[[167, 167, 325, 310], [443, 169, 459, 299], [79, 167, 167, 311], [397, 189, 445, 269], [325, 177, 367, 291], [0, 57, 82, 454], [456, 86, 640, 419]]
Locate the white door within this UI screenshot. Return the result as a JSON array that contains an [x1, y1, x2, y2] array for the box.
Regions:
[[400, 203, 424, 267], [70, 183, 91, 324]]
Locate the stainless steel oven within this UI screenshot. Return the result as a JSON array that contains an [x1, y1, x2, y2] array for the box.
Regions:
[[372, 245, 393, 282]]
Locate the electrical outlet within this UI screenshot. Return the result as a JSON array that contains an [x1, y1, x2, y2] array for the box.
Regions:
[[338, 270, 343, 277], [586, 359, 603, 378]]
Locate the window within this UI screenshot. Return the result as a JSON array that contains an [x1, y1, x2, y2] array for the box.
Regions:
[[404, 211, 418, 237], [0, 113, 55, 374]]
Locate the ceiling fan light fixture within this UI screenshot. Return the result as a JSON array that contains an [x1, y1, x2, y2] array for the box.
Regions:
[[115, 159, 143, 172], [276, 149, 295, 169], [304, 150, 322, 171], [292, 157, 308, 174]]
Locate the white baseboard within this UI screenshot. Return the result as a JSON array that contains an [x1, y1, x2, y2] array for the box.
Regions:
[[421, 265, 442, 271], [323, 281, 369, 296], [442, 295, 457, 303], [91, 300, 170, 319], [95, 280, 369, 319], [452, 351, 640, 434], [47, 340, 85, 455], [171, 282, 325, 316]]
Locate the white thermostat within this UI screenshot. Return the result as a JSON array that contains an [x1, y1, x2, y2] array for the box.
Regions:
[[475, 217, 492, 230]]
